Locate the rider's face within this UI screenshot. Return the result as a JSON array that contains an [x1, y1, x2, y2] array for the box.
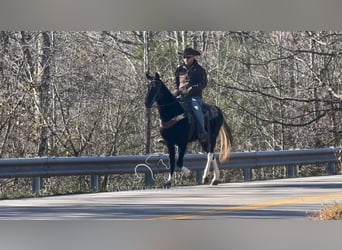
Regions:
[[183, 55, 195, 66]]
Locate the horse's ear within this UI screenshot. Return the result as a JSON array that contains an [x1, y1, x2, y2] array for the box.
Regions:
[[155, 72, 160, 80], [146, 72, 153, 80]]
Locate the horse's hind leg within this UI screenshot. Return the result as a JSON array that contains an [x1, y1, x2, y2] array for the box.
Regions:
[[202, 152, 213, 184], [210, 155, 220, 185], [208, 116, 222, 185]]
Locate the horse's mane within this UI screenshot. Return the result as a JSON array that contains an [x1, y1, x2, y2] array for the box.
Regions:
[[158, 78, 178, 103], [146, 72, 185, 121]]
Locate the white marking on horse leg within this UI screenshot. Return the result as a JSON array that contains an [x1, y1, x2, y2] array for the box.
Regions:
[[167, 173, 174, 183], [163, 173, 174, 188], [202, 153, 213, 183], [211, 156, 220, 185]]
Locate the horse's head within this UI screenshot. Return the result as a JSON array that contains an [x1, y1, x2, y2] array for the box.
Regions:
[[145, 72, 163, 108]]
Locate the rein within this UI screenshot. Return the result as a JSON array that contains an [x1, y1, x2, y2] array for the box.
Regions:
[[157, 99, 179, 108], [160, 113, 187, 129]]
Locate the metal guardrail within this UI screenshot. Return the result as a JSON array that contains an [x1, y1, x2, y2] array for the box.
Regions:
[[0, 147, 341, 194]]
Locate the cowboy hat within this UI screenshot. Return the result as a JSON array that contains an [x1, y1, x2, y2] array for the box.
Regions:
[[180, 47, 201, 57]]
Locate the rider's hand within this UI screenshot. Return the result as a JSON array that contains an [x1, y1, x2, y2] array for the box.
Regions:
[[172, 89, 180, 96], [180, 86, 191, 95], [187, 84, 199, 95]]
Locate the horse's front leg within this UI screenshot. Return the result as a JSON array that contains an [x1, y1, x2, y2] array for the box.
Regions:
[[176, 143, 191, 176], [164, 143, 176, 188]]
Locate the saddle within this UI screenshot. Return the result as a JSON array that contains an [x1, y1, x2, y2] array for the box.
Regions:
[[202, 103, 219, 119], [180, 101, 219, 140]]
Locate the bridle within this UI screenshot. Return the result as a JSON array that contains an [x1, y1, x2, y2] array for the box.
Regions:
[[146, 75, 187, 129], [148, 79, 162, 107], [148, 79, 178, 108]]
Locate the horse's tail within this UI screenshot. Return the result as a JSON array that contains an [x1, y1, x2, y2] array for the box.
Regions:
[[219, 118, 233, 163]]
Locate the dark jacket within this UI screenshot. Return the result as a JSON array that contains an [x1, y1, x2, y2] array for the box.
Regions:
[[174, 60, 207, 98]]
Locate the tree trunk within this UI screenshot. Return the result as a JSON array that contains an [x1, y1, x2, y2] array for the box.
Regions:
[[38, 32, 52, 156], [144, 31, 152, 154]]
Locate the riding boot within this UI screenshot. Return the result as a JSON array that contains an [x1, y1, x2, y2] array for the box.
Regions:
[[193, 109, 208, 142], [196, 122, 208, 142], [189, 97, 207, 142]]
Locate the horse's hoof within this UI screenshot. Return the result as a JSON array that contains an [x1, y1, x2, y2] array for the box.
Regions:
[[211, 180, 220, 186], [202, 177, 209, 185], [163, 182, 172, 189], [181, 166, 191, 176]]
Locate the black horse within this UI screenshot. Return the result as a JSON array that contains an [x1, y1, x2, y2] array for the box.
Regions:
[[145, 72, 233, 187]]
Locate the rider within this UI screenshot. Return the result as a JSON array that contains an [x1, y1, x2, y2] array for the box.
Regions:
[[173, 47, 208, 142]]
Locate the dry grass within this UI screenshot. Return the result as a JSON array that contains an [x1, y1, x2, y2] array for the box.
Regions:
[[310, 202, 342, 220]]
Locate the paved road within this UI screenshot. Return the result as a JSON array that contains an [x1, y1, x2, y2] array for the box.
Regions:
[[1, 175, 342, 219]]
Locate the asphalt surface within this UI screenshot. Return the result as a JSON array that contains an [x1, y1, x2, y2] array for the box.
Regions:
[[1, 175, 342, 220]]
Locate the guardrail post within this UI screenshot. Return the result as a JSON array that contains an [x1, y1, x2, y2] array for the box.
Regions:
[[32, 177, 41, 196], [287, 164, 297, 178], [144, 172, 154, 187], [327, 162, 337, 175], [91, 175, 99, 192], [243, 168, 252, 181], [196, 170, 204, 185]]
